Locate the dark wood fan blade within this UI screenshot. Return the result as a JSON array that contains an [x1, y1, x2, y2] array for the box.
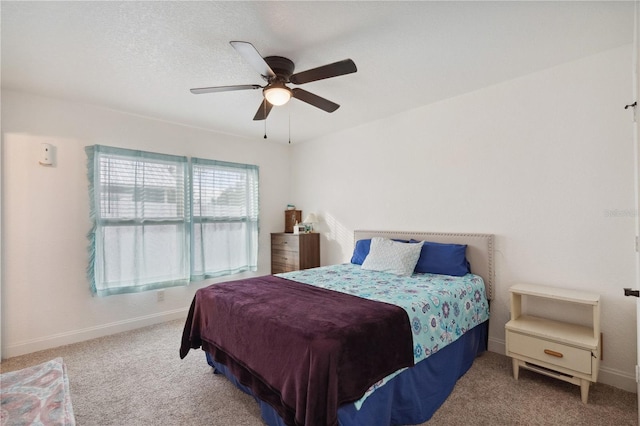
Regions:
[[253, 99, 274, 121], [190, 84, 261, 94], [230, 41, 276, 79], [290, 59, 357, 85], [292, 88, 339, 113]]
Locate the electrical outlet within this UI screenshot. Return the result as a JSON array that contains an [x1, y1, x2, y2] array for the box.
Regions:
[[157, 290, 165, 302]]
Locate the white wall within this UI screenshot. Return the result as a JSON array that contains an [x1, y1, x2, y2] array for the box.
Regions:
[[0, 90, 290, 358], [290, 45, 637, 392]]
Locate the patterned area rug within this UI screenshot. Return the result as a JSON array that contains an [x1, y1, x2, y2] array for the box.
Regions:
[[1, 357, 75, 425]]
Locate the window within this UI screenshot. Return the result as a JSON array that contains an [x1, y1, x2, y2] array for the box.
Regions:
[[191, 158, 259, 280], [86, 146, 259, 296]]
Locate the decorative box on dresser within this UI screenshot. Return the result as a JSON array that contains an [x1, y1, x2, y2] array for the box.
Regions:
[[271, 233, 320, 274], [284, 210, 302, 233], [505, 283, 601, 404]]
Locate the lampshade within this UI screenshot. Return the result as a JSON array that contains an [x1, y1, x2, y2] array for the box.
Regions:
[[264, 84, 292, 106], [304, 213, 318, 223]]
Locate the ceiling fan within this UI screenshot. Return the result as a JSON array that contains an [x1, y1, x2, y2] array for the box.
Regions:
[[190, 41, 357, 121]]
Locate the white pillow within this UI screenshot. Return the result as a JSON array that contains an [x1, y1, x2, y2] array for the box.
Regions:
[[361, 237, 422, 276]]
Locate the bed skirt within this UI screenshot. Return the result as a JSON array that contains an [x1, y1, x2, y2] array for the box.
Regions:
[[206, 320, 488, 426]]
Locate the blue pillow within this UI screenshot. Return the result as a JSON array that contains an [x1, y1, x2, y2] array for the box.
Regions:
[[410, 240, 470, 276], [350, 238, 410, 265], [350, 239, 372, 265]]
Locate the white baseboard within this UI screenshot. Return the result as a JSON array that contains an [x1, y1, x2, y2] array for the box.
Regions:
[[2, 308, 188, 359], [598, 366, 638, 393], [487, 337, 637, 393], [488, 336, 505, 355]]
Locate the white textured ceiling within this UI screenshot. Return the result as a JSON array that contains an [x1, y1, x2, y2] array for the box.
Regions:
[[1, 1, 634, 144]]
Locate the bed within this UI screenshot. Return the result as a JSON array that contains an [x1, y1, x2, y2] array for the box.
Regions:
[[181, 230, 494, 426]]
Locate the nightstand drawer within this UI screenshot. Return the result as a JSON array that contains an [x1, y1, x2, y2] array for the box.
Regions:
[[271, 234, 299, 252], [507, 330, 592, 374]]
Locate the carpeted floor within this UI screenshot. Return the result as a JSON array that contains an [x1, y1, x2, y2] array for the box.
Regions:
[[1, 319, 637, 425]]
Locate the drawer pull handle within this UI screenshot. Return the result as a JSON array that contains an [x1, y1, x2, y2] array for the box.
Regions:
[[544, 349, 563, 358]]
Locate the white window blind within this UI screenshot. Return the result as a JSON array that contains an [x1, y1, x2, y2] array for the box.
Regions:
[[191, 158, 259, 280]]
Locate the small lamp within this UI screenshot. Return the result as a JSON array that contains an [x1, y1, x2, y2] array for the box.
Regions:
[[303, 213, 318, 233]]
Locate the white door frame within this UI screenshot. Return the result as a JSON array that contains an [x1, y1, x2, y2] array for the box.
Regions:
[[633, 0, 640, 420]]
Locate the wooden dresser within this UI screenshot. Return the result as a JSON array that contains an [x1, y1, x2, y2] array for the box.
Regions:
[[271, 233, 320, 274]]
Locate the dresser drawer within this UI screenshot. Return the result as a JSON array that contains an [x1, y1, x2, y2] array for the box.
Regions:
[[271, 262, 297, 274], [271, 250, 299, 267], [271, 234, 299, 252], [507, 330, 592, 374], [271, 251, 299, 274]]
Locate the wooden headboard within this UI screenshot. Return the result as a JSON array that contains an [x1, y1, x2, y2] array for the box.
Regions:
[[353, 230, 495, 300]]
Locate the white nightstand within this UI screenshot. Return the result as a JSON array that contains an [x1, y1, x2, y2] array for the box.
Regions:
[[505, 283, 600, 403]]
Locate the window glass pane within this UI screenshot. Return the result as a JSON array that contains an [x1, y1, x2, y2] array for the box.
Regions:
[[192, 163, 258, 219], [192, 222, 256, 276], [99, 155, 185, 220], [99, 223, 190, 287]]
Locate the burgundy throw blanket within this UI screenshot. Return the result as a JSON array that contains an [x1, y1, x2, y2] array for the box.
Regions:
[[180, 275, 413, 426]]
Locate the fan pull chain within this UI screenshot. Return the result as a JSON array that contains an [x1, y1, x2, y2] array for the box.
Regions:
[[263, 101, 268, 139], [288, 109, 291, 144]]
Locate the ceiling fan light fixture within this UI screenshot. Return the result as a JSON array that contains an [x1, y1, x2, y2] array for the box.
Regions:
[[264, 84, 292, 106], [191, 41, 357, 121]]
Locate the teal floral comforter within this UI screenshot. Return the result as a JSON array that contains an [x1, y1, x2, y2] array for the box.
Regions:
[[278, 263, 490, 406]]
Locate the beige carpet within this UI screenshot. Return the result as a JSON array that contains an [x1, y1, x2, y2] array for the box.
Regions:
[[1, 319, 636, 425]]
